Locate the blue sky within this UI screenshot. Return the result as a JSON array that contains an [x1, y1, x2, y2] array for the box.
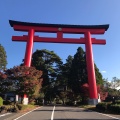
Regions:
[[0, 0, 120, 80]]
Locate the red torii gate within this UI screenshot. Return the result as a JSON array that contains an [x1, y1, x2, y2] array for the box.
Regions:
[[9, 20, 109, 105]]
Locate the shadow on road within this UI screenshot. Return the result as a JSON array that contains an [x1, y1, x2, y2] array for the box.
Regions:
[[34, 109, 93, 112]]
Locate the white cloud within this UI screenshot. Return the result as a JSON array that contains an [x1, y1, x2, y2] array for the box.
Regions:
[[101, 70, 107, 73]]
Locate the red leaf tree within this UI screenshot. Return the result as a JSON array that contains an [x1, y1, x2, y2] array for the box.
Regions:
[[81, 83, 108, 102], [0, 66, 43, 101]]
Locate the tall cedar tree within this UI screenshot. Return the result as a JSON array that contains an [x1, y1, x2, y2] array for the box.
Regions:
[[68, 47, 103, 94], [57, 55, 73, 87], [69, 47, 87, 93], [0, 44, 7, 71], [32, 49, 62, 87]]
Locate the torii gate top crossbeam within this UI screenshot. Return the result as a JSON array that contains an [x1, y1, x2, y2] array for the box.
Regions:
[[9, 20, 109, 34], [9, 20, 109, 45]]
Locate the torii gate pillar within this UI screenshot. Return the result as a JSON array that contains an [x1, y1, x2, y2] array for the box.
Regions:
[[24, 29, 34, 67], [9, 20, 109, 105], [85, 32, 98, 104]]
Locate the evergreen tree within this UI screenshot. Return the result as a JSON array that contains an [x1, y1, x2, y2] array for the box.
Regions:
[[67, 47, 103, 94], [58, 55, 73, 87], [95, 64, 103, 85], [69, 47, 87, 93], [0, 44, 7, 71], [32, 49, 63, 102], [32, 49, 62, 87], [64, 55, 73, 76]]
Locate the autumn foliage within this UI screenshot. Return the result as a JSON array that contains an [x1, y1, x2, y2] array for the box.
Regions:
[[0, 72, 7, 79], [81, 83, 108, 101], [0, 66, 43, 100]]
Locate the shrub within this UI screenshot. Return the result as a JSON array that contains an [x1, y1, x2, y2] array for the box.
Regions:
[[65, 101, 74, 106], [3, 100, 11, 105], [96, 102, 111, 112], [0, 106, 7, 113], [29, 101, 35, 105], [108, 104, 120, 114], [0, 97, 3, 106], [115, 100, 120, 104], [96, 102, 120, 114], [96, 103, 106, 111]]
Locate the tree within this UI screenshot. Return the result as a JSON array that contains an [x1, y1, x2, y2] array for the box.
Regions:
[[0, 44, 7, 71], [32, 49, 63, 102], [80, 83, 89, 104], [32, 49, 62, 87], [111, 77, 120, 89], [0, 66, 43, 101], [58, 91, 67, 104], [63, 55, 73, 76], [57, 55, 73, 89], [62, 55, 73, 83], [63, 47, 104, 99], [81, 84, 108, 102], [102, 77, 120, 101], [0, 71, 7, 93], [103, 78, 111, 88], [95, 64, 103, 85], [68, 47, 88, 94]]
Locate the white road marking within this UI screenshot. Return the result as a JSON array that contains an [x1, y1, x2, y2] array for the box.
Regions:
[[0, 113, 11, 117], [14, 107, 41, 120], [51, 106, 55, 120], [97, 112, 120, 120]]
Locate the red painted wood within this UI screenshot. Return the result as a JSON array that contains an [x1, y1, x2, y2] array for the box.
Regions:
[[13, 25, 106, 34], [85, 32, 98, 99], [12, 36, 106, 44], [24, 29, 34, 67]]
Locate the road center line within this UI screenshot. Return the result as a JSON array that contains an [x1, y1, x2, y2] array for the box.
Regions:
[[51, 106, 55, 120]]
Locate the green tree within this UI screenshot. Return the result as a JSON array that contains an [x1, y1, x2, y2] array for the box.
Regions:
[[95, 64, 103, 85], [32, 49, 63, 102], [56, 55, 73, 90], [0, 44, 7, 71], [32, 49, 62, 87], [69, 47, 87, 94], [58, 91, 67, 104], [0, 71, 7, 93], [111, 77, 120, 89], [63, 55, 73, 83], [67, 47, 103, 94]]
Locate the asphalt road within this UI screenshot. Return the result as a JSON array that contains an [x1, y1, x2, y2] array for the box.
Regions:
[[0, 105, 120, 120]]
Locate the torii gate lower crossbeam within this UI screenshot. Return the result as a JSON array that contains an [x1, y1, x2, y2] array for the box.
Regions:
[[9, 20, 109, 105]]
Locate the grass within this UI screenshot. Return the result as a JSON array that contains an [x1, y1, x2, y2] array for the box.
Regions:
[[79, 105, 96, 111], [17, 104, 37, 112]]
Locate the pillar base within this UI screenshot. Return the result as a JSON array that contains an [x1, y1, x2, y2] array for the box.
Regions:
[[23, 98, 28, 105], [88, 99, 98, 105]]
